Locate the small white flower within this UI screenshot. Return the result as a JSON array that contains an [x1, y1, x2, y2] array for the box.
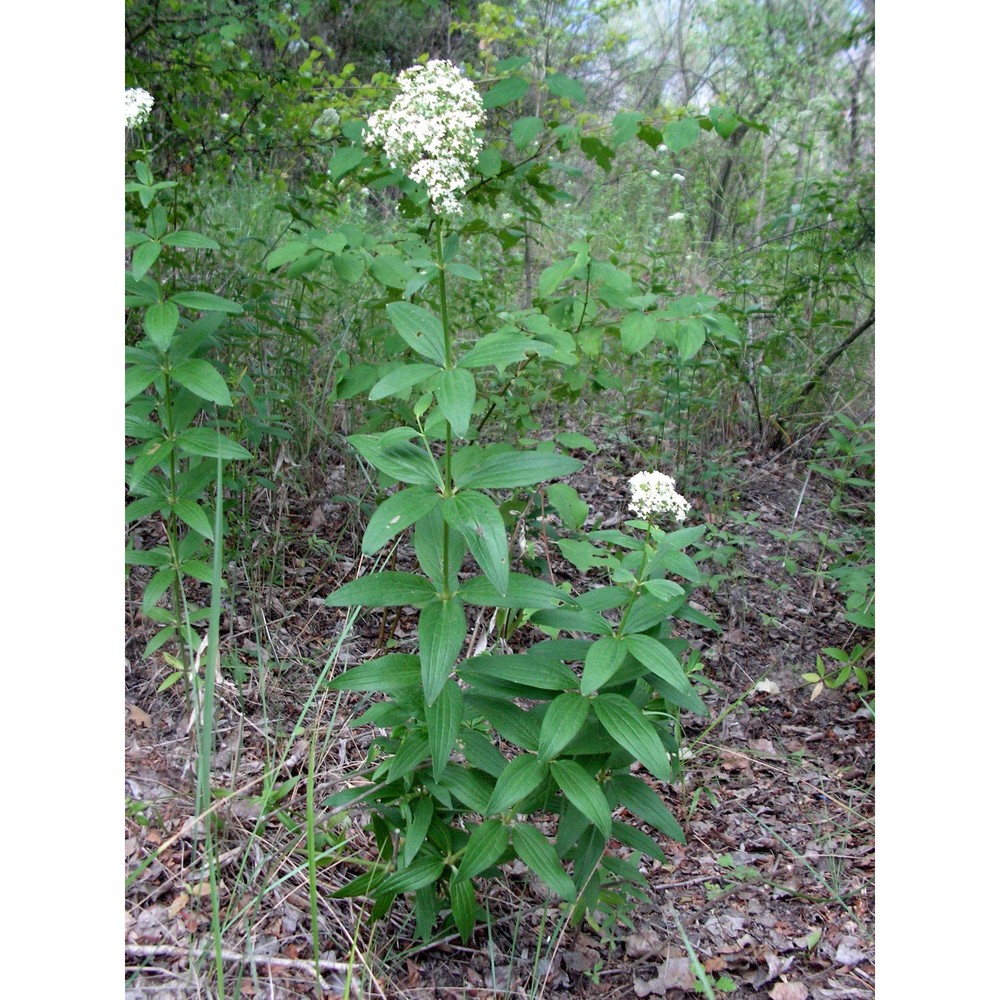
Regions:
[[671, 173, 685, 183], [501, 212, 513, 223], [650, 169, 661, 179], [365, 59, 484, 217], [313, 107, 340, 129], [125, 87, 154, 129], [656, 143, 667, 153], [628, 470, 691, 523], [667, 211, 686, 223]]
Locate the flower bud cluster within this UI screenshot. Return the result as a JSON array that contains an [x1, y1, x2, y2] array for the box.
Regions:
[[628, 470, 691, 523], [365, 60, 484, 217], [125, 88, 154, 129]]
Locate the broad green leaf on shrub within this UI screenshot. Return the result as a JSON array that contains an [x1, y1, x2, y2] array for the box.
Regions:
[[169, 359, 233, 406], [580, 135, 615, 173], [592, 694, 671, 781], [676, 603, 723, 634], [449, 873, 477, 942], [370, 253, 419, 290], [428, 679, 464, 781], [549, 760, 612, 838], [458, 331, 554, 372], [173, 428, 250, 461], [332, 251, 366, 283], [324, 653, 422, 694], [662, 549, 704, 583], [442, 491, 509, 595], [131, 239, 162, 280], [663, 117, 701, 152], [452, 448, 582, 489], [581, 635, 627, 694], [366, 853, 444, 901], [709, 105, 740, 139], [538, 256, 576, 299], [611, 111, 643, 148], [622, 634, 689, 689], [384, 729, 432, 783], [362, 487, 440, 554], [512, 116, 544, 148], [128, 437, 172, 490], [349, 430, 442, 487], [553, 432, 597, 454], [142, 566, 175, 612], [457, 819, 509, 880], [512, 823, 577, 900], [621, 311, 658, 353], [537, 693, 591, 762], [545, 72, 586, 104], [609, 773, 685, 843], [325, 571, 436, 608], [546, 483, 589, 530], [676, 319, 707, 361], [477, 146, 502, 177], [419, 598, 467, 705], [171, 498, 214, 540], [369, 363, 441, 401], [457, 573, 575, 610], [386, 301, 447, 366], [161, 230, 220, 250], [446, 262, 483, 281], [142, 301, 179, 353], [465, 694, 541, 751], [556, 537, 616, 572], [486, 754, 547, 815], [483, 75, 529, 108], [125, 363, 161, 401], [327, 144, 367, 183], [170, 290, 244, 314], [432, 367, 477, 437], [401, 795, 435, 869]]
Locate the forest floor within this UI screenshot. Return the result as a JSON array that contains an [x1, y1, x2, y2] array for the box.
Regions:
[[125, 443, 874, 1000]]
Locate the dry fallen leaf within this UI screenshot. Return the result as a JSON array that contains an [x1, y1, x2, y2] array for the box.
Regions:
[[634, 957, 695, 997], [128, 703, 152, 728], [769, 983, 809, 1000], [168, 892, 190, 918], [755, 679, 780, 695]]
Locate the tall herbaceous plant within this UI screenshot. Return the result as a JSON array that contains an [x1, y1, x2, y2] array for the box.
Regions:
[[316, 59, 728, 940]]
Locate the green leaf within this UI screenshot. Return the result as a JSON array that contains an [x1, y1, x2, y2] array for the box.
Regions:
[[161, 230, 220, 249], [486, 754, 547, 815], [545, 72, 586, 104], [433, 367, 476, 437], [349, 430, 442, 487], [384, 729, 432, 783], [581, 635, 628, 694], [442, 491, 509, 596], [175, 428, 251, 460], [546, 483, 589, 530], [370, 362, 441, 401], [465, 695, 541, 751], [440, 763, 497, 812], [362, 487, 440, 554], [131, 240, 162, 280], [328, 144, 367, 182], [458, 331, 553, 372], [620, 311, 658, 353], [642, 579, 685, 602], [402, 795, 435, 869], [325, 571, 436, 608], [323, 654, 422, 695], [169, 359, 233, 406], [482, 75, 529, 108], [125, 363, 160, 401], [477, 146, 502, 177], [428, 680, 464, 782], [420, 598, 467, 705], [457, 819, 509, 880], [370, 253, 418, 290], [549, 760, 611, 839], [593, 694, 671, 781], [449, 873, 477, 942], [367, 854, 445, 900], [663, 117, 701, 153], [676, 319, 707, 362], [265, 240, 310, 271], [172, 498, 214, 540], [709, 105, 740, 139], [611, 111, 643, 148], [530, 606, 613, 636], [461, 654, 578, 695], [537, 693, 591, 763], [170, 290, 243, 314], [457, 573, 575, 611], [553, 432, 597, 453], [512, 823, 577, 900], [622, 634, 690, 690], [143, 301, 179, 353], [386, 302, 447, 366], [453, 448, 582, 489], [512, 116, 544, 148], [538, 257, 575, 299], [609, 773, 685, 843], [446, 262, 483, 281]]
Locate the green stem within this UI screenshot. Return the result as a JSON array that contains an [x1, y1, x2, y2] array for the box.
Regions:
[[615, 521, 654, 637], [435, 217, 455, 595]]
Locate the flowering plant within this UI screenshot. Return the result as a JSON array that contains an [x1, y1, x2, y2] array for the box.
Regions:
[[125, 87, 154, 130], [364, 59, 484, 216], [628, 470, 691, 522]]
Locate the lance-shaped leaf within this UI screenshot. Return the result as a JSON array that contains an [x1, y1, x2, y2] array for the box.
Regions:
[[174, 428, 251, 460], [325, 571, 436, 608], [143, 301, 179, 353], [170, 359, 233, 406], [432, 367, 476, 436], [537, 693, 591, 763], [452, 447, 582, 489], [549, 759, 611, 839], [449, 873, 476, 943], [402, 795, 435, 868], [369, 363, 441, 401], [486, 754, 547, 815], [442, 491, 509, 596], [609, 773, 685, 844], [419, 598, 467, 705], [592, 694, 671, 781], [350, 429, 442, 487], [457, 573, 575, 610], [386, 301, 447, 366], [362, 487, 440, 555], [324, 653, 422, 695], [512, 823, 577, 900], [456, 819, 510, 880], [428, 679, 464, 781], [622, 634, 690, 690], [580, 635, 628, 694], [170, 290, 243, 314], [355, 853, 444, 900]]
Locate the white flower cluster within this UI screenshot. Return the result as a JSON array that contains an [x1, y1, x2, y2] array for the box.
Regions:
[[365, 60, 484, 217], [671, 173, 685, 183], [667, 211, 686, 223], [628, 470, 691, 523], [312, 107, 341, 132], [125, 88, 154, 129]]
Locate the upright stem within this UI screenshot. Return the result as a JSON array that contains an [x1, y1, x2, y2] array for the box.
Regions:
[[435, 218, 455, 595], [616, 522, 654, 637]]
